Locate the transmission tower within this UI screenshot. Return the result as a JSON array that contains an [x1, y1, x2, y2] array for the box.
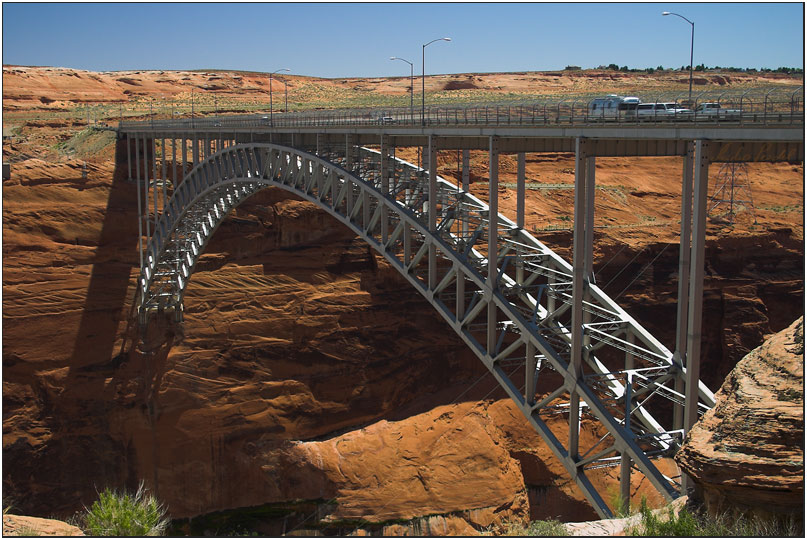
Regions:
[[708, 162, 756, 223]]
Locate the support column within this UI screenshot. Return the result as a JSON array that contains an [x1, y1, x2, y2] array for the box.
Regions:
[[461, 148, 470, 240], [135, 137, 143, 273], [517, 152, 526, 229], [584, 156, 596, 281], [487, 136, 499, 356], [674, 142, 695, 430], [151, 138, 158, 230], [569, 136, 589, 459], [161, 138, 168, 214], [620, 331, 635, 510], [525, 341, 537, 405], [127, 136, 133, 182], [620, 378, 633, 510], [462, 148, 470, 191], [192, 133, 199, 166], [181, 137, 187, 184], [142, 136, 151, 242], [172, 138, 177, 190], [428, 135, 438, 291], [380, 134, 391, 245], [345, 133, 353, 171], [682, 140, 710, 494]]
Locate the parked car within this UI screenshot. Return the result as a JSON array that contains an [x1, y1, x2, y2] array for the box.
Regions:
[[694, 102, 741, 120], [634, 102, 691, 120]]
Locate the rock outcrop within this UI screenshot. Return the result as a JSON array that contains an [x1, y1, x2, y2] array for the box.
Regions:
[[676, 317, 804, 522], [2, 514, 84, 536]]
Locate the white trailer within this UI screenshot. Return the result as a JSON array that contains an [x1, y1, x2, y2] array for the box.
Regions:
[[588, 95, 640, 119]]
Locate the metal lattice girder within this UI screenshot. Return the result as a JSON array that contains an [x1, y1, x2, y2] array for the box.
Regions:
[[136, 142, 715, 518]]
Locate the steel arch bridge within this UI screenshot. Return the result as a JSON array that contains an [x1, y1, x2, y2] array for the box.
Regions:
[[134, 140, 715, 518]]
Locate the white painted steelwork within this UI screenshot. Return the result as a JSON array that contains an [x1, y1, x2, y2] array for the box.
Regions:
[[133, 142, 717, 518]]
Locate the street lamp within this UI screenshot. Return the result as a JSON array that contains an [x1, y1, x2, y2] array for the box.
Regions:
[[269, 68, 291, 125], [663, 11, 695, 106], [391, 56, 414, 122], [422, 37, 451, 126]]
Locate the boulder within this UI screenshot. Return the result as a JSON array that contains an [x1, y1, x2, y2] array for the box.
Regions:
[[675, 317, 804, 522]]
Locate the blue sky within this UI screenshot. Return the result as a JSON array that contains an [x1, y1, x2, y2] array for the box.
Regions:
[[2, 2, 803, 77]]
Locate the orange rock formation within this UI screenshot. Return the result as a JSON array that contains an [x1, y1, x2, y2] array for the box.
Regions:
[[2, 66, 803, 533]]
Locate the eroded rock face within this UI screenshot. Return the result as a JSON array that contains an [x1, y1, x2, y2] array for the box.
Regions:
[[675, 317, 804, 521], [2, 514, 84, 536]]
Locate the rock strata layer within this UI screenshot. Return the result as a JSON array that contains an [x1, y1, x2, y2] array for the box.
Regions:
[[676, 317, 804, 520]]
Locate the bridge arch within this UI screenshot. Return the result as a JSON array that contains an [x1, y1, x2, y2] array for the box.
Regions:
[[136, 141, 713, 518]]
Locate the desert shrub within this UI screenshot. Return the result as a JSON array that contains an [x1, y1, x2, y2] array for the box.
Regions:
[[500, 518, 568, 536], [626, 498, 802, 537], [83, 483, 168, 536]]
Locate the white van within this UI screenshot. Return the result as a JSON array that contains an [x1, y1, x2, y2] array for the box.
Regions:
[[588, 95, 640, 119]]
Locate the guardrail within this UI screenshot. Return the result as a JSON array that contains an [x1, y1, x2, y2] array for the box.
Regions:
[[119, 87, 804, 131]]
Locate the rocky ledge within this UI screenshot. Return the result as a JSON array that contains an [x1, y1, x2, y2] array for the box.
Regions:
[[675, 316, 804, 521]]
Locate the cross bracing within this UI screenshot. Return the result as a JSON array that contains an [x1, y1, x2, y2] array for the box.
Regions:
[[130, 140, 719, 518]]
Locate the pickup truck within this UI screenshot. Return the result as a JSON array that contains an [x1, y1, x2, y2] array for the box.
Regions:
[[634, 102, 692, 120], [693, 103, 741, 120]]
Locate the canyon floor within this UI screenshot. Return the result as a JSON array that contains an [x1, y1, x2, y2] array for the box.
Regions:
[[2, 66, 803, 535]]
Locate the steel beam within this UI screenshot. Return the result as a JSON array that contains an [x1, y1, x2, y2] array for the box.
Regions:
[[428, 135, 438, 290], [487, 136, 499, 355], [682, 140, 710, 493], [517, 152, 526, 229], [569, 136, 588, 459], [674, 142, 694, 430]]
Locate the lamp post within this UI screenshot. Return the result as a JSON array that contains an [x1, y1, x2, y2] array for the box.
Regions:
[[269, 68, 291, 125], [391, 56, 414, 122], [663, 11, 695, 106], [422, 37, 451, 126]]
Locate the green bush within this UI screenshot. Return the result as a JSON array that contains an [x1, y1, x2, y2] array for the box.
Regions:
[[83, 483, 168, 536], [626, 498, 802, 537]]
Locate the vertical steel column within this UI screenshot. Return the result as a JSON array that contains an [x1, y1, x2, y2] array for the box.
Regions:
[[487, 136, 499, 356], [584, 156, 596, 281], [620, 378, 633, 509], [462, 148, 470, 191], [525, 341, 536, 404], [517, 152, 526, 229], [428, 135, 438, 290], [682, 140, 710, 493], [180, 133, 188, 183], [456, 266, 465, 323], [380, 134, 390, 245], [621, 330, 635, 509], [161, 138, 168, 214], [172, 138, 177, 191], [345, 134, 353, 171], [127, 135, 133, 182], [192, 133, 199, 166], [461, 148, 471, 240], [134, 137, 143, 274], [142, 136, 151, 242], [569, 136, 588, 459], [151, 138, 158, 231], [674, 142, 694, 430]]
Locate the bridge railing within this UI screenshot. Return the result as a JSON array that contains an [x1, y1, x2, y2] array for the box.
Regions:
[[118, 87, 804, 131]]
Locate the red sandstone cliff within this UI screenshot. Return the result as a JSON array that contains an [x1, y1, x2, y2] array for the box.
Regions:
[[3, 66, 804, 533]]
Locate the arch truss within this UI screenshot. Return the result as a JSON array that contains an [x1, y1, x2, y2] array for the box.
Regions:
[[132, 140, 715, 518]]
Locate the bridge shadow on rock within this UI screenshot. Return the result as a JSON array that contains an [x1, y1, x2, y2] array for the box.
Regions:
[[68, 136, 143, 372]]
